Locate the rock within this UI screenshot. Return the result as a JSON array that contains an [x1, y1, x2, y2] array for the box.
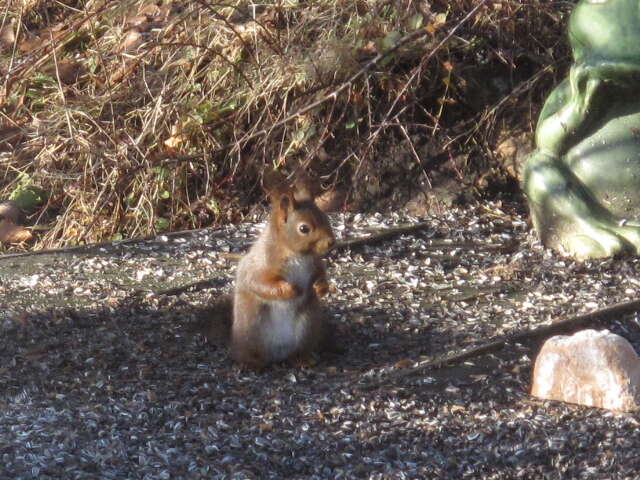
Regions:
[[531, 329, 640, 412]]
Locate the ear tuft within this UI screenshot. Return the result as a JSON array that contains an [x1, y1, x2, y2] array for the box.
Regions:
[[292, 170, 319, 202], [263, 170, 288, 198]]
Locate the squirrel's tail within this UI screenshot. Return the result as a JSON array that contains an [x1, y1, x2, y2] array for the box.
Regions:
[[190, 294, 233, 345]]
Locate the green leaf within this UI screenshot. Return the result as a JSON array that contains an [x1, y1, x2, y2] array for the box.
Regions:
[[207, 198, 220, 215], [407, 14, 424, 30], [153, 166, 170, 181], [381, 31, 401, 50], [9, 185, 46, 212], [218, 100, 238, 114], [194, 100, 238, 125], [434, 12, 448, 26], [31, 72, 57, 87], [194, 102, 215, 125], [87, 56, 99, 74], [155, 217, 171, 231]]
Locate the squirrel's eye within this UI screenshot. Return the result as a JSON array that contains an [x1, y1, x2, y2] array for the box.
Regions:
[[298, 224, 311, 235]]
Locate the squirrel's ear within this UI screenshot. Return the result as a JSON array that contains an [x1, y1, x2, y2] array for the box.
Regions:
[[278, 193, 294, 223], [292, 170, 319, 202], [263, 170, 288, 198]]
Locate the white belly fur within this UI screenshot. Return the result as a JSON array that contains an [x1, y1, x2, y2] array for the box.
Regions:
[[260, 255, 315, 360]]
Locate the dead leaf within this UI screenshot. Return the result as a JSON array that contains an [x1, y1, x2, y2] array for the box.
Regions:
[[496, 138, 517, 159], [164, 134, 186, 150], [126, 15, 150, 28], [119, 29, 144, 53], [42, 59, 85, 85], [18, 24, 68, 53], [164, 123, 187, 151], [259, 423, 273, 433], [108, 58, 142, 84], [316, 188, 346, 212], [18, 33, 44, 53], [6, 226, 32, 243], [138, 4, 161, 16], [0, 220, 33, 244], [394, 359, 414, 369]]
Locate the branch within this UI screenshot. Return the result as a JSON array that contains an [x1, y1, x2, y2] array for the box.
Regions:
[[360, 297, 640, 390], [154, 219, 515, 297], [156, 277, 229, 296], [331, 222, 517, 253], [222, 0, 488, 154], [1, 0, 118, 105]]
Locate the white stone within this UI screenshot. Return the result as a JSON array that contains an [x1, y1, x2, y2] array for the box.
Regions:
[[531, 329, 640, 412]]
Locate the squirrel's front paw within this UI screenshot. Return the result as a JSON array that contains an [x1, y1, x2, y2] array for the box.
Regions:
[[276, 281, 300, 299]]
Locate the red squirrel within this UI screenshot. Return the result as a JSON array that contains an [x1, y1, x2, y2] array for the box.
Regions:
[[231, 171, 335, 368]]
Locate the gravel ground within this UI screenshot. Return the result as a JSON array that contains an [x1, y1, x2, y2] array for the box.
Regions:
[[1, 201, 640, 479]]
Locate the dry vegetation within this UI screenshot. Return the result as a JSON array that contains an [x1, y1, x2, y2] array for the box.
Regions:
[[0, 0, 573, 249]]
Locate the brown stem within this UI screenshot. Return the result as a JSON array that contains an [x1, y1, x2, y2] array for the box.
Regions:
[[361, 297, 640, 390]]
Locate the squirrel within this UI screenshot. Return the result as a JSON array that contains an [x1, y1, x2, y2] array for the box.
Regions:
[[230, 170, 336, 368]]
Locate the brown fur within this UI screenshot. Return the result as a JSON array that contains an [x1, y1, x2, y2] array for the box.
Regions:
[[230, 171, 335, 368]]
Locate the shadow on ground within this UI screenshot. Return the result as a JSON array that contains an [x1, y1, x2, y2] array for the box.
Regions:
[[2, 206, 640, 478]]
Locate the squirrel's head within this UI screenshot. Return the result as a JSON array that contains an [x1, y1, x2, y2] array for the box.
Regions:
[[264, 170, 335, 255]]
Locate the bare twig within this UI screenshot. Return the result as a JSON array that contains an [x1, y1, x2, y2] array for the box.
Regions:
[[156, 278, 230, 296], [1, 0, 118, 105], [349, 0, 488, 200], [223, 14, 453, 154], [361, 297, 640, 390], [152, 41, 253, 88], [154, 220, 516, 297], [137, 5, 491, 206]]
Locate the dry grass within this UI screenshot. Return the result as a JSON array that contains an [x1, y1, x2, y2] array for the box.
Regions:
[[0, 0, 573, 249]]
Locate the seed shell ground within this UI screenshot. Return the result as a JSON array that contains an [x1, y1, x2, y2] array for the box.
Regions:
[[1, 202, 640, 479]]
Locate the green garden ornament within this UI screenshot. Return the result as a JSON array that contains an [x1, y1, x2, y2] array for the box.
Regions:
[[524, 0, 640, 258]]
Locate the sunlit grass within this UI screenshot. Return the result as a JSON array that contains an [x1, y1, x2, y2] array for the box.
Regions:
[[0, 0, 571, 249]]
